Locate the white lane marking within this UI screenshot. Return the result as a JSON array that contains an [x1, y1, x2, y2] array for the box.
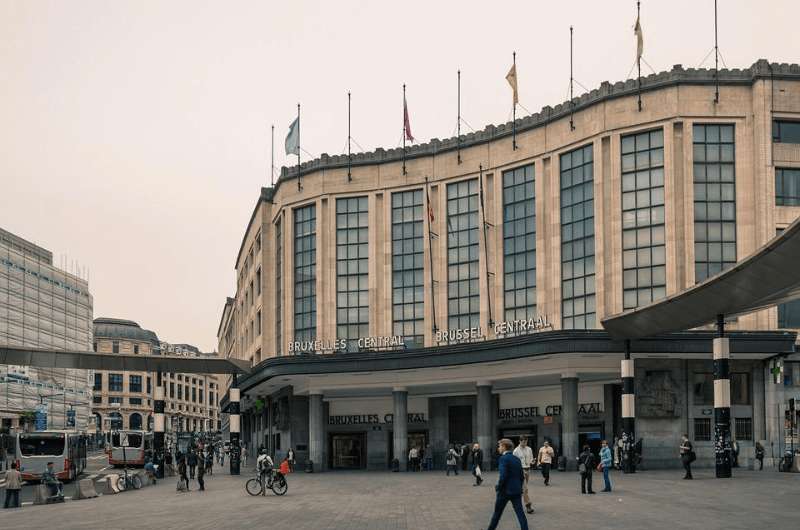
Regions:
[[98, 466, 111, 472], [22, 502, 32, 507], [86, 474, 98, 480]]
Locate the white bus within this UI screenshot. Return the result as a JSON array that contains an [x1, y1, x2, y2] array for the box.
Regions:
[[109, 430, 153, 467], [15, 431, 87, 482]]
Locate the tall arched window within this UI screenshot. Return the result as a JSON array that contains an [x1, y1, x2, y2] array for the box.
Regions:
[[129, 413, 142, 430], [109, 412, 123, 430]]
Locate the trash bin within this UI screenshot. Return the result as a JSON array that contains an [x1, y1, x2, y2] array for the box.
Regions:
[[391, 458, 400, 472], [557, 455, 567, 472], [305, 460, 314, 473]]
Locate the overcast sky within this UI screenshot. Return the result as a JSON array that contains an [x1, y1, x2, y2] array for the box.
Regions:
[[1, 0, 798, 351]]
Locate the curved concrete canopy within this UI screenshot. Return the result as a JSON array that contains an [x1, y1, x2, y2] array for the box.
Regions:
[[0, 345, 250, 375], [602, 215, 800, 339]]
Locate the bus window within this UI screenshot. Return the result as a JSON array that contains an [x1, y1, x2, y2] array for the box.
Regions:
[[112, 432, 143, 447], [19, 434, 65, 456]]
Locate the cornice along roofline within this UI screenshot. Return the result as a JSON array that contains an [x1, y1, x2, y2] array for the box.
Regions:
[[272, 59, 799, 185]]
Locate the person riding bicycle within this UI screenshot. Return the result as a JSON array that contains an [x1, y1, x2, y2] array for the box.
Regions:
[[257, 450, 274, 483], [41, 462, 63, 498]]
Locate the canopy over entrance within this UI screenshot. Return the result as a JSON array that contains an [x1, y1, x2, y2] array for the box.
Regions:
[[603, 216, 800, 339]]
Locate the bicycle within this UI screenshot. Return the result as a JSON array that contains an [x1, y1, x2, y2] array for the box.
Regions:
[[116, 467, 142, 491], [245, 469, 287, 496]]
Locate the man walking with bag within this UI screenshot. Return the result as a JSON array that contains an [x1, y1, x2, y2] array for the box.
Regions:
[[485, 439, 529, 530], [680, 434, 695, 479], [513, 437, 535, 514], [470, 443, 484, 486]]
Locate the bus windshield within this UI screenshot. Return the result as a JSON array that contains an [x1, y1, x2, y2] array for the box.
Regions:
[[112, 433, 142, 447], [19, 434, 65, 456]]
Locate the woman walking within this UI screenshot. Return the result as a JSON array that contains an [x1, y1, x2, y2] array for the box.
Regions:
[[680, 434, 694, 479], [599, 440, 613, 492], [445, 445, 459, 476]]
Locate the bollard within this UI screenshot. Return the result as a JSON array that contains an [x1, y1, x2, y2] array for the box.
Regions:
[[391, 458, 400, 472], [75, 478, 99, 499], [305, 460, 314, 473]]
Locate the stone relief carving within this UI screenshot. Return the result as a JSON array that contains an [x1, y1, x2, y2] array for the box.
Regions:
[[637, 371, 679, 417]]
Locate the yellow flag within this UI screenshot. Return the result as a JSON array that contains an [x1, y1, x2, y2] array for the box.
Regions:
[[506, 63, 519, 106]]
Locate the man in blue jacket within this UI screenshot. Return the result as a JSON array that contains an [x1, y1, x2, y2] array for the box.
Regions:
[[485, 438, 529, 530]]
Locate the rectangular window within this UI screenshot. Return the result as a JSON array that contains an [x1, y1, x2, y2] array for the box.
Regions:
[[199, 389, 204, 404], [108, 396, 123, 405], [184, 385, 189, 400], [694, 418, 712, 441], [502, 165, 536, 323], [146, 377, 151, 394], [256, 310, 262, 336], [336, 197, 369, 348], [776, 168, 800, 206], [693, 124, 736, 282], [447, 179, 480, 330], [133, 344, 139, 354], [178, 385, 183, 400], [93, 373, 102, 391], [560, 145, 595, 329], [129, 375, 142, 393], [169, 382, 175, 399], [112, 341, 119, 354], [621, 129, 666, 309], [276, 218, 283, 355], [734, 417, 753, 441], [773, 120, 800, 144], [391, 189, 425, 348], [93, 395, 102, 404], [192, 387, 197, 403], [730, 373, 750, 405], [256, 267, 262, 296], [108, 373, 123, 392], [129, 397, 142, 405], [294, 204, 317, 342]]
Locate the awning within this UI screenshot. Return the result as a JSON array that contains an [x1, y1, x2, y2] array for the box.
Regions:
[[603, 215, 800, 339], [0, 345, 251, 375]]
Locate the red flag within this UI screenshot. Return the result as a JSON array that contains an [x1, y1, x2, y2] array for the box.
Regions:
[[426, 186, 434, 222], [404, 93, 414, 142]]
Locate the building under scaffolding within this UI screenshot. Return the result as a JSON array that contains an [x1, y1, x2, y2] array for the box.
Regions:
[[0, 227, 94, 432]]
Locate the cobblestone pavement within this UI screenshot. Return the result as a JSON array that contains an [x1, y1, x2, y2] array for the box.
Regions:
[[2, 465, 798, 529]]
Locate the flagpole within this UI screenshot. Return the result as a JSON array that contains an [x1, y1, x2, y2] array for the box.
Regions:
[[457, 70, 462, 164], [714, 0, 719, 104], [403, 84, 407, 175], [479, 165, 493, 327], [570, 26, 575, 130], [296, 103, 301, 191], [425, 177, 438, 336], [637, 1, 642, 112], [270, 124, 275, 186], [348, 91, 352, 181], [512, 51, 517, 150]]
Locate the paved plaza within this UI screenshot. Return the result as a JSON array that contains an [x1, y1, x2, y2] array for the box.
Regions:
[[2, 464, 798, 529]]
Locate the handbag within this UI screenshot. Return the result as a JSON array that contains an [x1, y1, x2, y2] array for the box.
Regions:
[[578, 462, 587, 474], [475, 465, 482, 478], [596, 463, 603, 472]]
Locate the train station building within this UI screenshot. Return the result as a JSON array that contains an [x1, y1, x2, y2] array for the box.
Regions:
[[218, 60, 800, 471]]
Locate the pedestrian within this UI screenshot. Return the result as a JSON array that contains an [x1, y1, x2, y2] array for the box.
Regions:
[[287, 447, 296, 472], [144, 457, 157, 485], [196, 450, 206, 491], [177, 456, 190, 492], [242, 445, 248, 468], [3, 461, 22, 509], [205, 449, 214, 475], [485, 438, 529, 530], [187, 449, 197, 479], [461, 443, 470, 471], [418, 446, 425, 471], [409, 446, 420, 471], [445, 444, 459, 476], [680, 434, 695, 479], [470, 442, 484, 486], [755, 441, 765, 470], [513, 437, 535, 514], [537, 440, 554, 486], [424, 444, 433, 471], [41, 462, 63, 498], [599, 440, 613, 492], [577, 445, 596, 494], [731, 436, 740, 468]]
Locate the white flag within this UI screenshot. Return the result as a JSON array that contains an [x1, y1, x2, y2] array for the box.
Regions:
[[285, 117, 299, 156], [634, 15, 643, 60]]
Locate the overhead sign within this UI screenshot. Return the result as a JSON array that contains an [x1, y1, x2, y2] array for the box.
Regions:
[[497, 402, 603, 422], [328, 413, 427, 425]]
